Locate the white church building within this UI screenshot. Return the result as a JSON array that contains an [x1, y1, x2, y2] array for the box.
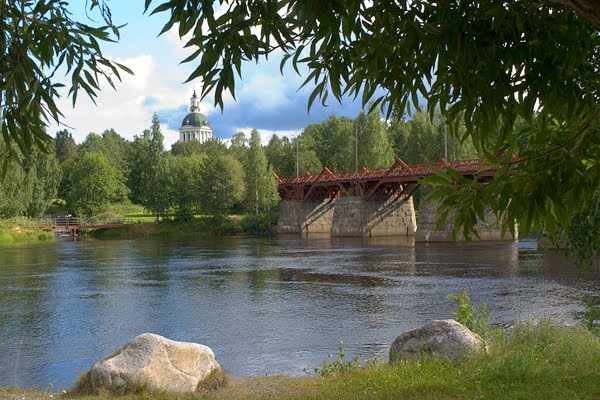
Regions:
[[179, 91, 212, 143]]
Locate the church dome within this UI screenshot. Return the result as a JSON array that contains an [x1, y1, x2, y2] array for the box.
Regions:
[[181, 112, 209, 128]]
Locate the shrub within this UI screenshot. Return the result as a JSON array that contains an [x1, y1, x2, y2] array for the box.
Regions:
[[310, 340, 381, 378], [573, 295, 600, 332], [240, 213, 272, 234], [206, 216, 242, 235], [448, 288, 493, 338]]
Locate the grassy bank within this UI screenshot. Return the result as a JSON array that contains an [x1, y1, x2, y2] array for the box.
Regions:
[[0, 226, 54, 245], [89, 215, 265, 239], [2, 321, 599, 399]]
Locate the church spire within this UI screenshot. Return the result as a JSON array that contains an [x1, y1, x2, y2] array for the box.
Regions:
[[189, 90, 201, 112]]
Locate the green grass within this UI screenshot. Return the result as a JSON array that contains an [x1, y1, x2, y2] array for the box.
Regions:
[[315, 320, 600, 400], [0, 227, 54, 245], [2, 321, 599, 400], [88, 223, 157, 239], [89, 217, 244, 239], [105, 201, 147, 217], [150, 217, 242, 236]]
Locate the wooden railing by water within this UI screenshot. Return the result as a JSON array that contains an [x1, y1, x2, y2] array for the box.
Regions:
[[13, 216, 133, 235]]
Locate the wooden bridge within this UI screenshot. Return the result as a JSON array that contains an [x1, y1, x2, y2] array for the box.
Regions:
[[276, 157, 509, 202], [274, 156, 519, 239], [19, 216, 133, 236]]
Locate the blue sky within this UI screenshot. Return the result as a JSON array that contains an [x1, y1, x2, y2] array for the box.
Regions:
[[51, 1, 372, 148]]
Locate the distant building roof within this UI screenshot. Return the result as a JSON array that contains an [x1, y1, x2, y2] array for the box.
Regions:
[[181, 90, 210, 128], [181, 112, 210, 128]]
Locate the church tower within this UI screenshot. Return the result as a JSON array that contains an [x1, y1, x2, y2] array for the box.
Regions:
[[179, 91, 213, 143]]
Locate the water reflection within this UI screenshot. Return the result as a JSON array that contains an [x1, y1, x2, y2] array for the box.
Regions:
[[0, 236, 598, 389]]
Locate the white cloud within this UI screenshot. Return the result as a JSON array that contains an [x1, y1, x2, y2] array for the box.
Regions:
[[162, 127, 181, 150], [112, 55, 153, 90], [48, 53, 202, 146], [238, 74, 290, 110], [163, 3, 229, 56]]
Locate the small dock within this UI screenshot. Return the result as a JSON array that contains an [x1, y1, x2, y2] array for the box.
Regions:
[[20, 216, 133, 237]]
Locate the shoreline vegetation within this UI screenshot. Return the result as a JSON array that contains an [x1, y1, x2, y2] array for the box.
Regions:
[[1, 209, 276, 244], [1, 321, 599, 399], [90, 214, 274, 239], [0, 225, 54, 245]]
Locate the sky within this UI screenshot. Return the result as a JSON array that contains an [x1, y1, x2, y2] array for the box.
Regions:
[[49, 1, 375, 149]]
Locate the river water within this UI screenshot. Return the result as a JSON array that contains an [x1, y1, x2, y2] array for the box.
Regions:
[[0, 235, 599, 389]]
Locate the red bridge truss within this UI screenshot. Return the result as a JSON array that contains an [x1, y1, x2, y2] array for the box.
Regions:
[[276, 158, 504, 202]]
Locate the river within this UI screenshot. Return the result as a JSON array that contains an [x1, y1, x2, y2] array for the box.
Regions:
[[0, 235, 598, 389]]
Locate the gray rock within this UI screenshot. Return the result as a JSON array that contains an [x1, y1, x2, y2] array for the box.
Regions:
[[389, 319, 486, 363], [89, 333, 221, 393]]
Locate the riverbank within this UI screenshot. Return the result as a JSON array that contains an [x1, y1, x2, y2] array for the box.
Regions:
[[89, 215, 272, 239], [0, 226, 54, 245], [2, 321, 599, 399]]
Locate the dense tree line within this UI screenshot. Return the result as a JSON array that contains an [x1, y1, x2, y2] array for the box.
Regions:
[[0, 109, 476, 224], [265, 108, 477, 178], [54, 114, 275, 223], [0, 140, 60, 218]]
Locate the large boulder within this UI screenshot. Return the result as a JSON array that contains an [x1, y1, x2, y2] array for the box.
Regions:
[[389, 319, 486, 363], [89, 333, 221, 393]]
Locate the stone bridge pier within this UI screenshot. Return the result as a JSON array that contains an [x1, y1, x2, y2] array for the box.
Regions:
[[415, 200, 518, 241], [331, 196, 416, 236], [274, 199, 336, 234], [275, 196, 417, 237], [275, 197, 517, 241]]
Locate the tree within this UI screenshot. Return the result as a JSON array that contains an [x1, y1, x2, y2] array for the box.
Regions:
[[149, 0, 600, 251], [243, 129, 279, 216], [388, 108, 478, 163], [128, 133, 152, 205], [0, 0, 131, 160], [147, 155, 175, 219], [171, 140, 204, 156], [303, 116, 355, 172], [265, 134, 295, 177], [170, 154, 204, 220], [55, 130, 78, 164], [0, 139, 60, 218], [0, 144, 32, 218], [292, 135, 322, 176], [229, 131, 249, 161], [24, 143, 61, 217], [62, 152, 118, 218], [80, 129, 131, 201], [128, 115, 171, 219], [354, 110, 394, 169], [199, 146, 245, 217]]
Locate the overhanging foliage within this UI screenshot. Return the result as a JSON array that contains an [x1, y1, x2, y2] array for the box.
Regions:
[[146, 0, 600, 256], [0, 0, 131, 166]]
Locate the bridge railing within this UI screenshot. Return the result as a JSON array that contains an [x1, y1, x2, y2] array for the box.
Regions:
[[13, 216, 133, 228], [278, 158, 493, 185]]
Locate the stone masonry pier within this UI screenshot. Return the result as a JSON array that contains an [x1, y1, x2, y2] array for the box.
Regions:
[[415, 200, 518, 241], [274, 199, 336, 235], [275, 196, 417, 237], [275, 197, 516, 241], [331, 197, 417, 237]]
